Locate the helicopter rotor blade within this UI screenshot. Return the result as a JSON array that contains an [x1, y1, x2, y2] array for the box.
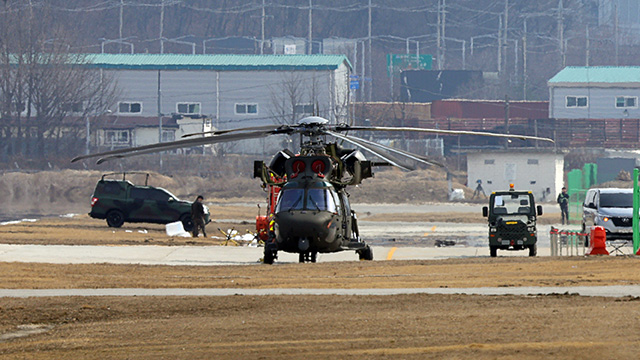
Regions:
[[328, 131, 445, 169], [335, 125, 555, 143], [325, 131, 412, 171], [71, 128, 289, 164], [182, 124, 288, 138]]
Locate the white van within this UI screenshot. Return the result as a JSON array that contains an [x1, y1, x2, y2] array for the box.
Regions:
[[582, 188, 634, 240]]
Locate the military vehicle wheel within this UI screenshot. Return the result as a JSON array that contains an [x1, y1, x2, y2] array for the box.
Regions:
[[359, 246, 373, 261], [528, 244, 537, 257], [180, 214, 193, 232], [582, 223, 589, 247], [106, 210, 124, 228], [489, 246, 497, 257], [298, 253, 305, 263], [263, 243, 276, 265]]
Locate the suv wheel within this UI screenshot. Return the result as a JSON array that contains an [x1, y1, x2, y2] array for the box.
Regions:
[[106, 210, 125, 228], [180, 214, 194, 232]]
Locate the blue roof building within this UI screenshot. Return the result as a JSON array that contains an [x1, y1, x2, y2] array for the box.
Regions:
[[548, 66, 640, 119]]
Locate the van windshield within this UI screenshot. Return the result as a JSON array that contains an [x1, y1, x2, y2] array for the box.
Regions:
[[491, 194, 533, 215], [600, 193, 633, 208]]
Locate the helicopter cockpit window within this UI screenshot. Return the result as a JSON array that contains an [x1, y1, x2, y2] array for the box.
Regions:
[[276, 188, 305, 212], [306, 188, 337, 212]]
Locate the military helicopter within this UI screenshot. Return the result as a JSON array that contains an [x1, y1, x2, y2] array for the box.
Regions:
[[72, 115, 553, 264]]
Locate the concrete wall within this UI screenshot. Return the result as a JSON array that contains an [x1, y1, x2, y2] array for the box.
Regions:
[[467, 151, 564, 202], [550, 86, 640, 119]]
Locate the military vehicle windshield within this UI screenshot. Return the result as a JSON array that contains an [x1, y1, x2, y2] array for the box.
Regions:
[[491, 193, 533, 216], [276, 188, 338, 212], [600, 193, 633, 208]]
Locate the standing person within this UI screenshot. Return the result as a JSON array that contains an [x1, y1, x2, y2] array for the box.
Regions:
[[191, 195, 207, 237], [472, 179, 486, 199], [557, 187, 570, 225]]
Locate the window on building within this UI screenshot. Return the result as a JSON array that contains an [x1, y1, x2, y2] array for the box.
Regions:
[[527, 159, 539, 165], [62, 102, 84, 113], [118, 102, 142, 114], [484, 159, 495, 165], [177, 102, 201, 115], [566, 96, 588, 108], [294, 103, 315, 115], [104, 130, 130, 145], [616, 96, 637, 108], [235, 103, 258, 115], [162, 130, 175, 142]]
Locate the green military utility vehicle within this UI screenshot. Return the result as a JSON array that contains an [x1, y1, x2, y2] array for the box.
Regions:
[[89, 172, 209, 230], [482, 185, 543, 257]]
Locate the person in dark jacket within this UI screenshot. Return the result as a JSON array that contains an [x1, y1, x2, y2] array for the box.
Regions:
[[557, 187, 570, 225], [191, 195, 207, 237]]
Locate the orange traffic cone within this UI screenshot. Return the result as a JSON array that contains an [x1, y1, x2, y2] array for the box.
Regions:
[[586, 226, 609, 256]]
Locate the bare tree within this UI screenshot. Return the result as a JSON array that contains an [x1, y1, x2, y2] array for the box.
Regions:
[[0, 1, 117, 166]]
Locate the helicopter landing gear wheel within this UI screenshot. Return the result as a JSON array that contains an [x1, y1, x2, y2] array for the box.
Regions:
[[298, 251, 317, 263], [263, 242, 278, 265], [358, 246, 373, 261]]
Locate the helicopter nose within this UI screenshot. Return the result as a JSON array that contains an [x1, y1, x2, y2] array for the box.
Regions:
[[274, 211, 338, 247]]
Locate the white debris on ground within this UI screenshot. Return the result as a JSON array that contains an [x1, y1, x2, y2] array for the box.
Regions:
[[165, 221, 191, 237], [216, 228, 258, 246], [0, 219, 37, 226], [59, 213, 77, 218]]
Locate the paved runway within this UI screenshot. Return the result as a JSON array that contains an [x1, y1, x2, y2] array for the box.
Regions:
[[0, 243, 551, 266]]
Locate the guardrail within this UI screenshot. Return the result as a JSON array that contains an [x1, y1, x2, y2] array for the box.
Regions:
[[549, 227, 587, 256]]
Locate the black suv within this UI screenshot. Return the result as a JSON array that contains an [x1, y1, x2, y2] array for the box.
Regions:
[[89, 173, 208, 230]]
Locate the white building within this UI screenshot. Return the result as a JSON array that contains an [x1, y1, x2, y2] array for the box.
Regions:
[[466, 150, 564, 202], [548, 66, 640, 119], [83, 53, 352, 154]]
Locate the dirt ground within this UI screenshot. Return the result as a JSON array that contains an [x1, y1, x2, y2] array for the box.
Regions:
[[2, 218, 640, 358], [0, 168, 475, 219]]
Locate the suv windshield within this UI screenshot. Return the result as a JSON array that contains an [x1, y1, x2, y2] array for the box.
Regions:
[[492, 194, 533, 215], [600, 193, 633, 208]]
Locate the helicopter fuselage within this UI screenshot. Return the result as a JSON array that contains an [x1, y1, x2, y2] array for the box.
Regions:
[[272, 179, 349, 254]]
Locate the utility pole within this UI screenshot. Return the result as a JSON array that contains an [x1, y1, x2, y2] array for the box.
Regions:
[[523, 17, 528, 100], [261, 0, 266, 54], [504, 95, 510, 149], [361, 40, 365, 102], [441, 0, 446, 69], [585, 25, 590, 66], [157, 70, 163, 169], [159, 0, 164, 54], [614, 1, 619, 65], [497, 15, 502, 73], [557, 0, 564, 68], [436, 0, 441, 70], [119, 0, 124, 53], [367, 0, 372, 101], [503, 0, 508, 79], [308, 0, 312, 54]]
